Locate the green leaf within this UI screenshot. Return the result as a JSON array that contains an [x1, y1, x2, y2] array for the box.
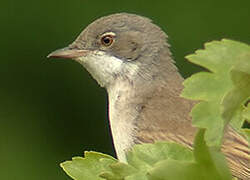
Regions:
[[126, 142, 194, 170], [222, 51, 250, 131], [181, 39, 250, 147], [147, 130, 232, 180], [193, 130, 232, 180], [102, 142, 193, 180], [99, 162, 138, 180], [60, 151, 117, 180]]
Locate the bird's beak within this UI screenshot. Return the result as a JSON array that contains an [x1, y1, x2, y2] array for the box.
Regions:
[[47, 47, 90, 59]]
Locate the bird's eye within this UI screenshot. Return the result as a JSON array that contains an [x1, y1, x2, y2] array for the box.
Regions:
[[101, 35, 114, 46]]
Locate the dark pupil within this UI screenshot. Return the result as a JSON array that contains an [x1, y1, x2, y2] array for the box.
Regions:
[[103, 37, 111, 44]]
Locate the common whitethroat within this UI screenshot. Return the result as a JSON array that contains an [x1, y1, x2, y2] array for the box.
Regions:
[[48, 13, 249, 179]]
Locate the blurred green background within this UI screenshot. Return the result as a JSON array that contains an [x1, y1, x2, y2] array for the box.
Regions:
[[0, 0, 249, 179]]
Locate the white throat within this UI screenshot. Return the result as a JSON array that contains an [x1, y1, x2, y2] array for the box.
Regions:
[[76, 51, 139, 88], [107, 82, 138, 161], [76, 51, 140, 161], [76, 51, 124, 87]]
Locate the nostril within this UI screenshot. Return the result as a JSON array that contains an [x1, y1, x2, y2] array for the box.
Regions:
[[68, 44, 76, 50], [69, 41, 85, 50]]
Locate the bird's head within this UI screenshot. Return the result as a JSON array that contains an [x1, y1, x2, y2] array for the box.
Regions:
[[48, 13, 170, 88]]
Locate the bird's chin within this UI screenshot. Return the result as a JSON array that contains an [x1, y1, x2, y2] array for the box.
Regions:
[[74, 51, 124, 88], [74, 55, 88, 64]]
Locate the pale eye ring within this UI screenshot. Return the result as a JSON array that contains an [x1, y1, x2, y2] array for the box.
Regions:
[[100, 34, 114, 46]]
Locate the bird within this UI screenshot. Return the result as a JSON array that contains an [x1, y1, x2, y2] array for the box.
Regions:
[[48, 13, 249, 179]]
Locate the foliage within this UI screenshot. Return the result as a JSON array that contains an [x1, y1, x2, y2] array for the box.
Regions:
[[181, 39, 250, 147], [60, 39, 250, 180], [61, 130, 232, 180], [61, 152, 117, 180]]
